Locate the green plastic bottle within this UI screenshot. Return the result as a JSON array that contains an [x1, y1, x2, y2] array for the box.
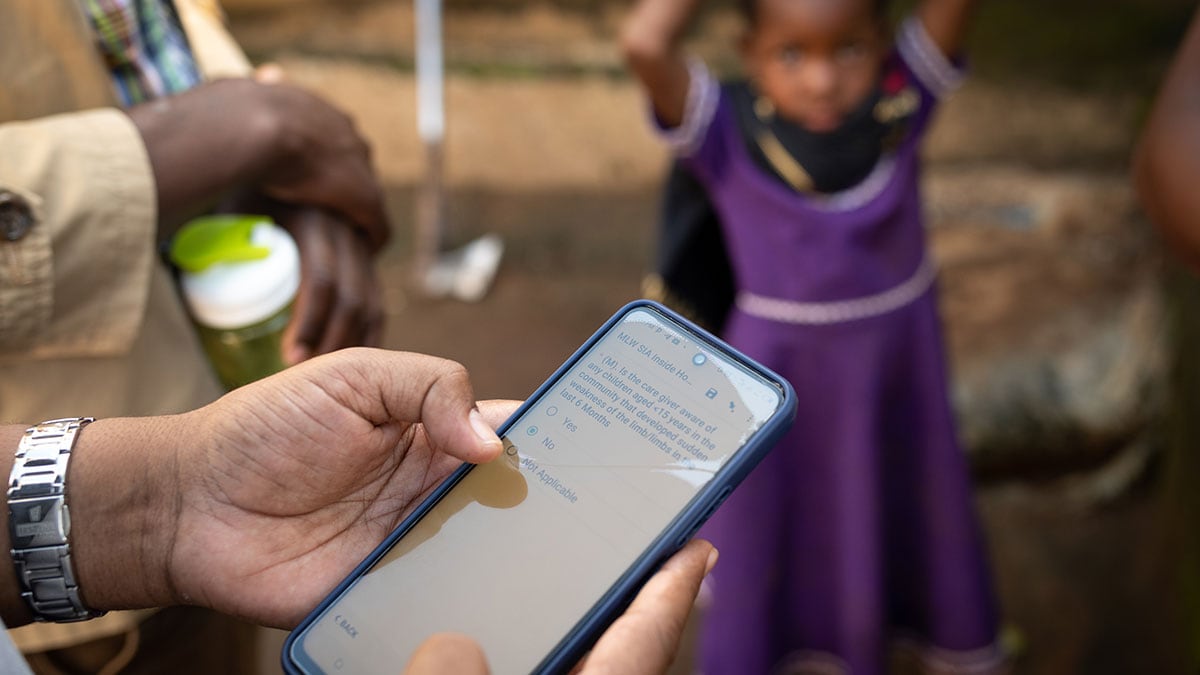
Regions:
[[170, 215, 300, 391]]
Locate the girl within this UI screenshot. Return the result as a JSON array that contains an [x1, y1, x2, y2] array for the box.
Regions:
[[622, 0, 1005, 672]]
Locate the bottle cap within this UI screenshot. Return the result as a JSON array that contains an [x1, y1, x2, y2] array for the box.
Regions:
[[170, 215, 300, 329]]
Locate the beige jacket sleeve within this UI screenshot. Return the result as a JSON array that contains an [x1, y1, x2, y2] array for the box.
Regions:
[[0, 109, 157, 359], [0, 0, 251, 360]]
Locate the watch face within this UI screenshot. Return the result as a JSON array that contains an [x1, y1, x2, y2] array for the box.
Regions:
[[9, 494, 68, 548]]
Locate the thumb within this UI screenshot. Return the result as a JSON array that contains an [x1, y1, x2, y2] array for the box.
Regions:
[[403, 633, 490, 675], [310, 348, 504, 464]]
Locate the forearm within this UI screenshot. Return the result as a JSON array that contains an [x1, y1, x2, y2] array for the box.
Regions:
[[621, 0, 701, 60], [1135, 111, 1200, 270], [127, 78, 282, 242], [917, 0, 977, 58], [620, 0, 703, 127], [1135, 9, 1200, 271], [0, 417, 183, 627]]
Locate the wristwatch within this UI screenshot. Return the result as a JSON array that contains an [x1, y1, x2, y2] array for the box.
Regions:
[[7, 417, 105, 622]]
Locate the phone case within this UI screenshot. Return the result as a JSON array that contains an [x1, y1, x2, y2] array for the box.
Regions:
[[282, 299, 796, 674]]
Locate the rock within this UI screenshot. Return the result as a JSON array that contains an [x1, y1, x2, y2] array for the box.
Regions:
[[928, 166, 1167, 480]]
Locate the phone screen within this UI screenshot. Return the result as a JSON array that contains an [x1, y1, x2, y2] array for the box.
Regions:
[[290, 306, 785, 674]]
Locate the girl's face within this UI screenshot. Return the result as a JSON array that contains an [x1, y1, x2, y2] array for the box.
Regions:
[[741, 0, 887, 133]]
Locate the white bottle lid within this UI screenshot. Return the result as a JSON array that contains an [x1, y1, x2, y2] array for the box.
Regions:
[[179, 220, 300, 330]]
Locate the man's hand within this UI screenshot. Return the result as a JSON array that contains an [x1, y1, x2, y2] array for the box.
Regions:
[[129, 77, 391, 250], [0, 349, 510, 628], [0, 344, 716, 675], [251, 81, 390, 251], [213, 188, 386, 364], [279, 207, 384, 364], [132, 77, 392, 360], [164, 348, 509, 627]]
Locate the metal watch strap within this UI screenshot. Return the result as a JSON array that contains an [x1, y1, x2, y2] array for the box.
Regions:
[[7, 417, 105, 622]]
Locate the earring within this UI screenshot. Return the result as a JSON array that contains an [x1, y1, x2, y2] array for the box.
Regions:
[[754, 95, 775, 121]]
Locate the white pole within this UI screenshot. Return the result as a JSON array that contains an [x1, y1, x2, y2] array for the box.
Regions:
[[414, 0, 445, 287], [413, 0, 503, 301], [415, 0, 444, 144]]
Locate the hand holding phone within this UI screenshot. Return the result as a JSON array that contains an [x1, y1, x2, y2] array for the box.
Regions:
[[159, 349, 512, 629], [285, 301, 796, 674]]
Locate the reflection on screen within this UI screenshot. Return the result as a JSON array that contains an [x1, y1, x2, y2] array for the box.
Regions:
[[293, 307, 782, 674]]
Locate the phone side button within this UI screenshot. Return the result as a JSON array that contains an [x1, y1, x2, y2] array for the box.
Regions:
[[675, 486, 735, 549]]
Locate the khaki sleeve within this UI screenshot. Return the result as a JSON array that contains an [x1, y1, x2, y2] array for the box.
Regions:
[[176, 0, 254, 80], [0, 108, 157, 360]]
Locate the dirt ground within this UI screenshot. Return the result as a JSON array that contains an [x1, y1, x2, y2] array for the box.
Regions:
[[223, 1, 1197, 673]]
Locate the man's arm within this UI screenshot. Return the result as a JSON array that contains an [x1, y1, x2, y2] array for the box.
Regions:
[[620, 0, 704, 128], [0, 348, 714, 675], [0, 418, 181, 627], [1134, 8, 1200, 271], [0, 349, 506, 627], [127, 78, 390, 252], [129, 77, 391, 360], [168, 0, 388, 357]]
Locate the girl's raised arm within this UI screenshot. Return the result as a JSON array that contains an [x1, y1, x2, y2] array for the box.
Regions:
[[916, 0, 978, 59], [620, 0, 704, 128]]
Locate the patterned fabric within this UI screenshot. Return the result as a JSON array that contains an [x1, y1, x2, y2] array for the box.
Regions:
[[79, 0, 201, 105]]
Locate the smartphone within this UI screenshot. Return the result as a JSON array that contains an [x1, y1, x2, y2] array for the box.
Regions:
[[282, 300, 796, 674]]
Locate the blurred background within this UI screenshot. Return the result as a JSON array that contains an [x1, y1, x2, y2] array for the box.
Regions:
[[222, 1, 1197, 672]]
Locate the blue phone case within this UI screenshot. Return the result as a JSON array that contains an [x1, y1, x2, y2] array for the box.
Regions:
[[282, 300, 796, 674]]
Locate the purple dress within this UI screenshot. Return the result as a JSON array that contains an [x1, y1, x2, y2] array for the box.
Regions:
[[663, 20, 1003, 675]]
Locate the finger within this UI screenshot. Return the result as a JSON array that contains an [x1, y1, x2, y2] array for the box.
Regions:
[[282, 130, 390, 252], [327, 137, 390, 252], [256, 83, 392, 250], [281, 210, 336, 364], [579, 539, 717, 675], [403, 633, 489, 675], [362, 238, 385, 348], [344, 172, 392, 253], [332, 349, 503, 464], [272, 168, 390, 253], [476, 399, 522, 429], [315, 225, 371, 354]]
